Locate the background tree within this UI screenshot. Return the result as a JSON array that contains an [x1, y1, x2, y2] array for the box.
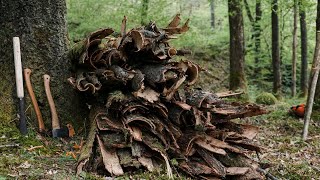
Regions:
[[141, 0, 150, 25], [210, 0, 215, 29], [243, 0, 262, 77], [292, 0, 298, 97], [228, 0, 247, 91], [300, 0, 308, 97], [0, 0, 83, 128], [303, 0, 320, 140], [272, 0, 281, 96]]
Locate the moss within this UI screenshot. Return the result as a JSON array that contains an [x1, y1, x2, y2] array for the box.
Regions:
[[255, 92, 277, 105]]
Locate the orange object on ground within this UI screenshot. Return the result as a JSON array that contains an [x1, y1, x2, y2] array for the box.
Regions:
[[290, 104, 305, 117]]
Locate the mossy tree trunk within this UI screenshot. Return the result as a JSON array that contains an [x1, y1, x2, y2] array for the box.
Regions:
[[299, 0, 308, 97], [228, 0, 247, 91], [0, 0, 85, 128], [271, 0, 281, 97]]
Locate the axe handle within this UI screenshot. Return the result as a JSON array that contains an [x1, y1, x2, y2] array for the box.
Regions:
[[43, 74, 60, 129], [24, 68, 45, 132]]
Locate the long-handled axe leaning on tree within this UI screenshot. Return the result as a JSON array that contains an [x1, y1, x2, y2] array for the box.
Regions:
[[13, 37, 27, 135]]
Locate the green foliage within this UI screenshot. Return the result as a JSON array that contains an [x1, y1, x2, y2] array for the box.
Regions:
[[255, 92, 277, 105]]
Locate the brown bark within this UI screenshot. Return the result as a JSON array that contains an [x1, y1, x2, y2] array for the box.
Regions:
[[292, 0, 298, 97], [271, 0, 281, 96], [300, 0, 308, 97], [0, 0, 85, 127], [228, 0, 247, 91]]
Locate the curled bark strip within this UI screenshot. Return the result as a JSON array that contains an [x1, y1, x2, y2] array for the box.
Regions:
[[186, 89, 222, 108], [89, 28, 114, 42], [197, 148, 226, 177], [131, 70, 145, 91], [96, 135, 124, 176], [120, 16, 127, 37], [167, 13, 181, 28], [130, 30, 144, 51], [95, 113, 123, 131]]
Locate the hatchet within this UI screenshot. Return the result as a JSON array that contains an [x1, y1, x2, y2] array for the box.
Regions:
[[43, 74, 74, 138], [13, 37, 27, 135]]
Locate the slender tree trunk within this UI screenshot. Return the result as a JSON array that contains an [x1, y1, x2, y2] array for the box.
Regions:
[[0, 0, 84, 127], [271, 0, 281, 96], [228, 0, 247, 91], [314, 0, 320, 109], [292, 0, 298, 97], [303, 31, 320, 140], [210, 0, 215, 29], [300, 0, 308, 97], [141, 0, 149, 25], [254, 0, 262, 76]]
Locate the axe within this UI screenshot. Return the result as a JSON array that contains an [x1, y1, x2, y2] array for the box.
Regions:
[[13, 37, 27, 135], [43, 74, 74, 138], [24, 68, 46, 133]]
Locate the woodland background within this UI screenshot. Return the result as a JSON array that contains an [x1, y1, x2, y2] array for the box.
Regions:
[[0, 0, 319, 179]]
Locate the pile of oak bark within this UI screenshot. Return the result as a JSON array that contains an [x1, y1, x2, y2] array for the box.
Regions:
[[68, 15, 267, 179]]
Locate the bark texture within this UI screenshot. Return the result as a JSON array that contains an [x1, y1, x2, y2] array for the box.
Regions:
[[292, 0, 298, 97], [300, 0, 308, 97], [271, 0, 281, 96], [0, 0, 84, 126], [228, 0, 247, 91]]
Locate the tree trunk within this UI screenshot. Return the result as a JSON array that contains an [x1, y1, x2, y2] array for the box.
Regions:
[[292, 0, 298, 97], [303, 31, 320, 140], [254, 0, 262, 77], [313, 0, 320, 110], [0, 0, 84, 128], [210, 0, 215, 29], [141, 0, 149, 26], [271, 0, 281, 97], [228, 0, 247, 91], [300, 0, 308, 97]]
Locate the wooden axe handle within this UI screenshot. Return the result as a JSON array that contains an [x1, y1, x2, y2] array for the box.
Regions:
[[43, 74, 60, 129], [24, 68, 45, 132]]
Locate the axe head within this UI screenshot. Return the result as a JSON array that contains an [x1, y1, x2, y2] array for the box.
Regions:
[[52, 127, 69, 138], [52, 124, 75, 138]]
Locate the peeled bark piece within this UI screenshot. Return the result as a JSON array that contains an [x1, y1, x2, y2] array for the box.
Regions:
[[204, 135, 242, 154], [179, 161, 216, 175], [197, 148, 226, 177], [211, 103, 268, 121], [120, 16, 127, 37], [77, 106, 102, 175], [133, 87, 160, 103], [128, 126, 143, 142], [96, 135, 124, 176], [226, 167, 250, 175], [163, 19, 190, 35], [195, 139, 227, 156], [186, 89, 222, 108], [142, 132, 173, 179], [101, 132, 128, 149], [178, 132, 203, 156], [117, 148, 141, 168], [130, 30, 144, 51], [226, 139, 262, 152], [96, 113, 123, 131], [138, 156, 155, 172], [167, 14, 181, 28], [131, 70, 145, 91]]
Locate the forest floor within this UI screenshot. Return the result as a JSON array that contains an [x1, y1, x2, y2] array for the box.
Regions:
[[1, 48, 320, 179]]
